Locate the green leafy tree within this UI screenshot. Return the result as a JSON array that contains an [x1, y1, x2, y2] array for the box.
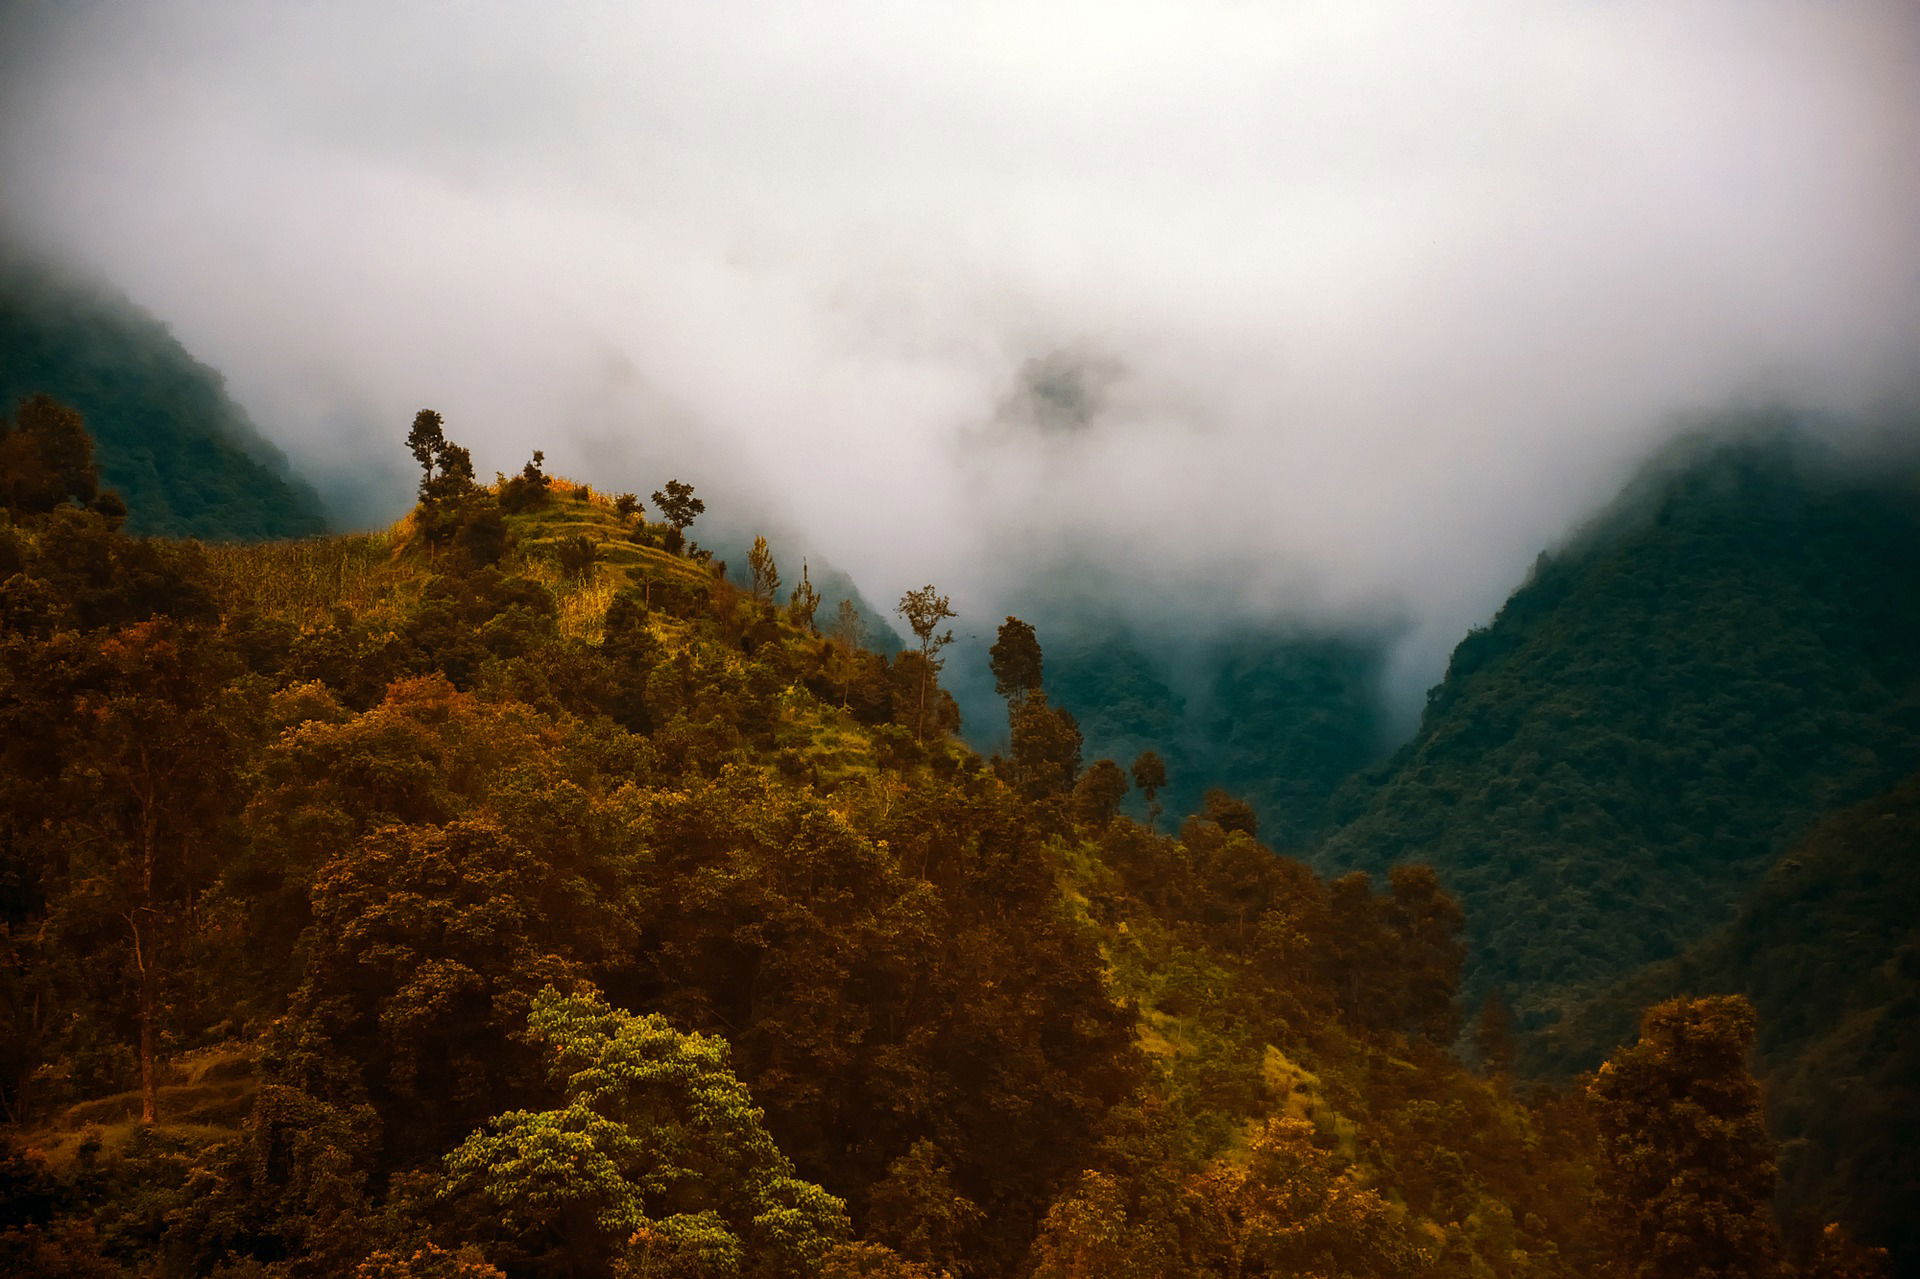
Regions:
[[424, 442, 476, 503], [896, 585, 956, 743], [259, 680, 647, 1160], [499, 450, 551, 513], [612, 492, 641, 523], [444, 497, 510, 568], [1589, 996, 1782, 1279], [821, 1242, 949, 1279], [1028, 1170, 1144, 1279], [443, 987, 850, 1279]]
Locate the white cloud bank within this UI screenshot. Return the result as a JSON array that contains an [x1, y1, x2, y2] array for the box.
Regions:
[[4, 0, 1917, 690]]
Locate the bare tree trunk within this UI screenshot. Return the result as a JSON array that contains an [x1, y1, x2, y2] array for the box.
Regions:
[[128, 906, 157, 1125], [916, 651, 929, 743], [134, 748, 159, 1125]]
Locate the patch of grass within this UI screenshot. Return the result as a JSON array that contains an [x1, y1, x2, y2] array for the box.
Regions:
[[200, 532, 414, 626], [23, 1044, 256, 1170], [502, 492, 709, 596]]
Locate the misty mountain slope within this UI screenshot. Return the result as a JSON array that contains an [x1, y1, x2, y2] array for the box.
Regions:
[[0, 248, 328, 539], [1041, 629, 1388, 847], [704, 531, 902, 656], [1316, 431, 1920, 1020], [1533, 770, 1920, 1273]]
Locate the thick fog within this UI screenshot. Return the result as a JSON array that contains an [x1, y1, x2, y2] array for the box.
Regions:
[[4, 0, 1918, 697]]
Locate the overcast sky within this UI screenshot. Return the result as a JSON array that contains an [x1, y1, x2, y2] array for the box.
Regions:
[[4, 0, 1917, 695]]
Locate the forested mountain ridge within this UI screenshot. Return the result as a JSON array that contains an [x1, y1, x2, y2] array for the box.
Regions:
[[1041, 628, 1388, 850], [2, 405, 1890, 1276], [1316, 430, 1920, 1024], [1534, 770, 1920, 1273], [0, 248, 329, 540]]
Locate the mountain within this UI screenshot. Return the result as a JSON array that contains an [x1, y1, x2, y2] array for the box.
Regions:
[[0, 247, 329, 539], [12, 417, 1864, 1279], [1043, 626, 1389, 847], [1316, 429, 1920, 1021], [1532, 770, 1920, 1273]]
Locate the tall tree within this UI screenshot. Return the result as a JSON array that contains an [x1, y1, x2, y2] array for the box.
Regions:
[[650, 479, 704, 536], [56, 619, 247, 1123], [2, 394, 100, 513], [748, 535, 781, 604], [1589, 995, 1782, 1279], [1383, 864, 1466, 1044], [498, 450, 550, 513], [989, 616, 1043, 704], [423, 441, 476, 503], [1474, 988, 1516, 1079], [788, 560, 822, 632], [1178, 1118, 1422, 1277], [1130, 751, 1167, 830], [406, 410, 446, 497], [1200, 788, 1258, 838], [896, 585, 956, 743], [829, 598, 866, 707], [829, 598, 864, 649], [1009, 693, 1083, 800], [1073, 759, 1130, 827]]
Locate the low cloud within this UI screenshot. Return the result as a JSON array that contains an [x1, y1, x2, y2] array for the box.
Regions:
[[4, 0, 1917, 698]]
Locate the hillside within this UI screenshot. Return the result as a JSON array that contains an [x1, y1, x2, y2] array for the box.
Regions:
[[1533, 770, 1920, 1273], [1316, 431, 1920, 1022], [0, 247, 329, 540], [13, 414, 1884, 1278], [1045, 627, 1388, 847]]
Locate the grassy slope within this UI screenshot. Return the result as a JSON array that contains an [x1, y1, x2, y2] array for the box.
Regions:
[[196, 478, 710, 636]]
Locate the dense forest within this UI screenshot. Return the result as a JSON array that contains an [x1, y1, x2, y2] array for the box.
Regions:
[[1, 397, 1902, 1276], [1318, 433, 1920, 1023], [1536, 771, 1920, 1270], [1041, 628, 1387, 851], [0, 249, 329, 541]]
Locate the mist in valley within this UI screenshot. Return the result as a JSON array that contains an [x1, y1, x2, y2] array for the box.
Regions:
[[3, 0, 1917, 726]]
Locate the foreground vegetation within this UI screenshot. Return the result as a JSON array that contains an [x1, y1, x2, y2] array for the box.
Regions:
[[0, 399, 1895, 1276]]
